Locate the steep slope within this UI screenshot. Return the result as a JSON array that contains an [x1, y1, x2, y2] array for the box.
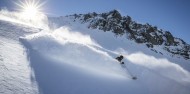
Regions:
[[20, 27, 190, 94], [0, 19, 40, 94]]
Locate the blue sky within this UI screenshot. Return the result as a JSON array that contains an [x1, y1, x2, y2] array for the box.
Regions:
[[0, 0, 190, 44]]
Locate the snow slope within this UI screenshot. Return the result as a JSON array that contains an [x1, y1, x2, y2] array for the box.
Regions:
[[0, 20, 40, 94], [0, 10, 190, 94]]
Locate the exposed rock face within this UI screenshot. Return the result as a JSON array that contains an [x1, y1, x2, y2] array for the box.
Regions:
[[69, 10, 190, 60], [164, 31, 175, 46]]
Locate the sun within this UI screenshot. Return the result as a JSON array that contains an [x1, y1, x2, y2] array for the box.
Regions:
[[23, 4, 39, 19], [16, 0, 44, 20]]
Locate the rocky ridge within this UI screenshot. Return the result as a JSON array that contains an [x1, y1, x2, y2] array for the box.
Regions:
[[67, 10, 190, 59]]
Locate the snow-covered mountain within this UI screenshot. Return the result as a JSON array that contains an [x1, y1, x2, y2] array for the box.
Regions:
[[0, 9, 190, 94], [49, 10, 190, 60]]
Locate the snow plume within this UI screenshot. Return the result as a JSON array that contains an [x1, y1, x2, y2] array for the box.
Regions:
[[52, 27, 101, 47], [0, 8, 49, 30], [126, 52, 190, 84], [21, 27, 126, 78]]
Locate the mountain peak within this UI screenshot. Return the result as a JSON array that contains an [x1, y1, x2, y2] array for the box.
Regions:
[[107, 9, 122, 19]]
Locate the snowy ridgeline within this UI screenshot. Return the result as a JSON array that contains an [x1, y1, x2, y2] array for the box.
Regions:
[[0, 9, 190, 94]]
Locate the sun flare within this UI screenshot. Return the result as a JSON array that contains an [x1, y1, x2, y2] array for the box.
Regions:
[[23, 4, 38, 18], [16, 0, 44, 20]]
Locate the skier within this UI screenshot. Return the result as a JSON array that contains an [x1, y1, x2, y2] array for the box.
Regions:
[[115, 55, 137, 80], [116, 55, 137, 80], [115, 55, 124, 64]]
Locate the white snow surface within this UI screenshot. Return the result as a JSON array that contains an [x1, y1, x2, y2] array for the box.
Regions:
[[0, 20, 39, 94], [0, 10, 190, 94]]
